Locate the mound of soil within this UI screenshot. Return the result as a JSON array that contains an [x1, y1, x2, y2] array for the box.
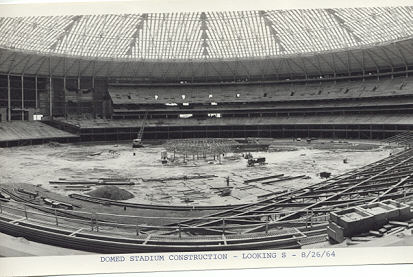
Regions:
[[87, 185, 134, 200]]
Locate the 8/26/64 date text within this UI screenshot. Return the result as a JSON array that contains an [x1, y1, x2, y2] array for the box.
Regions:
[[301, 250, 336, 259]]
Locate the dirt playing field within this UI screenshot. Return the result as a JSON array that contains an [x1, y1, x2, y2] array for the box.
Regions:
[[0, 139, 401, 206]]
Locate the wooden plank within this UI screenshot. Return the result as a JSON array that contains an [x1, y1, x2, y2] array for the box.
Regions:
[[10, 217, 26, 224], [69, 228, 84, 237], [244, 174, 284, 183], [370, 174, 412, 203], [142, 234, 152, 245], [386, 227, 405, 236], [369, 230, 383, 237], [388, 221, 409, 227], [222, 234, 227, 245], [262, 175, 307, 185]]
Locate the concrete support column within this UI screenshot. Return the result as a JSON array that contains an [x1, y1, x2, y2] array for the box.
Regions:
[[7, 75, 11, 121]]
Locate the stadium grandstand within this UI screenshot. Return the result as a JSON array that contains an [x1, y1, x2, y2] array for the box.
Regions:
[[2, 5, 413, 258], [0, 6, 412, 144]]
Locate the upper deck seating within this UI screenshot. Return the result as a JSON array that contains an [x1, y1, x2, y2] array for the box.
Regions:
[[108, 76, 413, 106]]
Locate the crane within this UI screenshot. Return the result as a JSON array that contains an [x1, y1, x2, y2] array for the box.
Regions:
[[132, 112, 148, 148]]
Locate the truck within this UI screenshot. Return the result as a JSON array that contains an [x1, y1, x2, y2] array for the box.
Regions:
[[247, 157, 266, 167]]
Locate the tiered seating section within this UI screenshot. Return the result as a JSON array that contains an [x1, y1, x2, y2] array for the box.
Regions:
[[0, 121, 78, 144], [383, 131, 413, 146], [60, 114, 413, 129], [109, 76, 413, 106]]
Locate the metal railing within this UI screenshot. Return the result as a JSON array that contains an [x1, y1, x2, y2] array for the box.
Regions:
[[0, 200, 321, 238]]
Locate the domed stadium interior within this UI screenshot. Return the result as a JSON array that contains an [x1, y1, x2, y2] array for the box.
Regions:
[[1, 6, 413, 256]]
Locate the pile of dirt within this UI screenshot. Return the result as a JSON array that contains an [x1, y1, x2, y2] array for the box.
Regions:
[[86, 185, 134, 200]]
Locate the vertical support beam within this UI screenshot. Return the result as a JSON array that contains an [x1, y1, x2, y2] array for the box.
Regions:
[[332, 53, 337, 79], [21, 75, 24, 120], [24, 205, 28, 219], [310, 209, 313, 228], [54, 209, 59, 226], [347, 51, 351, 77], [361, 50, 365, 80], [49, 75, 53, 118], [49, 57, 53, 119], [95, 213, 99, 232], [63, 57, 67, 118], [35, 75, 38, 110], [92, 76, 96, 118], [63, 76, 67, 118], [7, 74, 11, 121], [78, 76, 81, 118]]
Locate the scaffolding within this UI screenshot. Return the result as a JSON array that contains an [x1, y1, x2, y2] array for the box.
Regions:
[[163, 138, 234, 163]]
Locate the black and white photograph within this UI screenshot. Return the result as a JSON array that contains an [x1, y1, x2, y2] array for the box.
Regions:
[[0, 0, 412, 276]]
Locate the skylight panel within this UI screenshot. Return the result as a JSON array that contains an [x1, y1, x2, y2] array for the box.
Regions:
[[0, 7, 411, 60]]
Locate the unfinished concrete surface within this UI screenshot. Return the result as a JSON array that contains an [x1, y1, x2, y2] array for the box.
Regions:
[[0, 139, 398, 206]]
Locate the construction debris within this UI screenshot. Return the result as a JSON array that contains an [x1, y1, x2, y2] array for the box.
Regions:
[[50, 178, 135, 186], [17, 188, 39, 198], [257, 190, 286, 199], [41, 197, 74, 210]]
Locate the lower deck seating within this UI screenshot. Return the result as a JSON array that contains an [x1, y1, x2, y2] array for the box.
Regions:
[[0, 121, 78, 142], [59, 114, 413, 129]]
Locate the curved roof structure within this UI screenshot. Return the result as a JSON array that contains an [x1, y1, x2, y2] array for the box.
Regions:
[[0, 7, 412, 61]]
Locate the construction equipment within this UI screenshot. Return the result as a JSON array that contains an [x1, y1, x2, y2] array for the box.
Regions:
[[0, 191, 11, 201], [133, 112, 148, 148], [247, 157, 266, 167]]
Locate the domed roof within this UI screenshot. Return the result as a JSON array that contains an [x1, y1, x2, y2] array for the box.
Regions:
[[0, 7, 412, 61]]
